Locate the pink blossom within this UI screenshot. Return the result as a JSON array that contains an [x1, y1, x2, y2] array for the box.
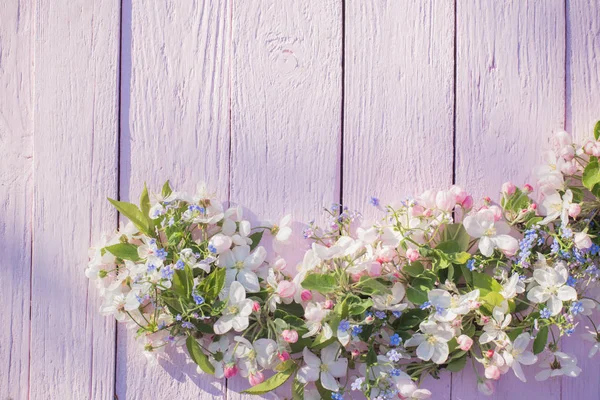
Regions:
[[554, 131, 573, 148], [523, 184, 533, 193], [252, 301, 261, 312], [456, 335, 473, 351], [485, 365, 501, 380], [300, 290, 313, 302], [273, 257, 287, 271], [561, 160, 578, 175], [461, 195, 474, 210], [406, 248, 420, 263], [574, 232, 593, 250], [248, 371, 265, 386], [282, 329, 299, 343], [324, 299, 334, 310], [277, 280, 296, 299], [224, 364, 238, 378], [368, 261, 382, 277], [501, 181, 516, 196], [436, 190, 456, 211], [450, 185, 468, 204], [278, 351, 291, 362], [568, 204, 581, 218], [584, 141, 596, 155], [489, 205, 502, 221]]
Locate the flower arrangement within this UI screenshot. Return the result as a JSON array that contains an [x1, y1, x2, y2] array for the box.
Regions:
[[87, 126, 600, 399]]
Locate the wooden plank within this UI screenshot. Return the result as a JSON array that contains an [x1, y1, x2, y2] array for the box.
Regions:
[[31, 1, 120, 398], [562, 1, 600, 399], [344, 1, 455, 397], [453, 1, 565, 399], [227, 0, 342, 398], [344, 0, 455, 220], [115, 1, 230, 398], [0, 1, 33, 399]]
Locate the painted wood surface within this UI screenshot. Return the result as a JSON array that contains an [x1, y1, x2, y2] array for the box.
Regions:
[[453, 2, 566, 399], [29, 1, 120, 399], [4, 0, 600, 398], [116, 1, 230, 399], [0, 1, 32, 399]]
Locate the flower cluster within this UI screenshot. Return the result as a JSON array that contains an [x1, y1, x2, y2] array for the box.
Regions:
[[87, 127, 600, 399]]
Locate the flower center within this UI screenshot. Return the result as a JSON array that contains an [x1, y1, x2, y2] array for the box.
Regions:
[[550, 358, 562, 370], [426, 335, 438, 344], [234, 261, 244, 271], [484, 226, 497, 236], [320, 363, 329, 372], [228, 306, 239, 315]]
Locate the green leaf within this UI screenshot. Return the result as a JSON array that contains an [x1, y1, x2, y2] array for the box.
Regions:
[[140, 183, 151, 221], [186, 336, 214, 374], [172, 265, 193, 298], [472, 272, 503, 295], [403, 261, 424, 277], [446, 354, 468, 372], [315, 381, 333, 400], [249, 230, 264, 252], [393, 309, 428, 330], [460, 264, 473, 285], [198, 267, 226, 302], [366, 347, 377, 366], [481, 292, 505, 312], [104, 243, 140, 261], [406, 287, 428, 305], [507, 327, 523, 342], [302, 273, 337, 294], [348, 299, 373, 316], [448, 252, 471, 265], [440, 223, 470, 251], [242, 363, 297, 394], [356, 276, 391, 295], [108, 198, 152, 235], [436, 240, 461, 254], [533, 326, 549, 355], [583, 160, 600, 192], [595, 120, 600, 140], [161, 180, 173, 198], [292, 378, 305, 400]]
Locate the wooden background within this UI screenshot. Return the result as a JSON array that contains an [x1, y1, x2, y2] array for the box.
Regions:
[[2, 0, 599, 398]]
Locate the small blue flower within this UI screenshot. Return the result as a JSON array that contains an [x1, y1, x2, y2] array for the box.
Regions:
[[392, 311, 403, 318], [467, 259, 476, 271], [369, 197, 380, 207], [331, 393, 344, 400], [175, 314, 182, 321], [566, 327, 575, 335], [181, 321, 194, 329], [435, 306, 446, 315], [208, 244, 217, 254], [375, 311, 386, 320], [161, 265, 174, 280], [570, 301, 584, 316], [540, 308, 552, 319], [351, 326, 363, 336], [155, 248, 168, 260], [420, 301, 432, 310], [390, 333, 402, 346], [338, 319, 350, 331], [193, 293, 205, 305], [147, 264, 157, 272], [390, 368, 402, 377], [567, 276, 577, 287], [175, 259, 185, 270]]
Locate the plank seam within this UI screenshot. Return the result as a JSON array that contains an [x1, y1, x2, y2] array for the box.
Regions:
[[450, 0, 457, 396], [339, 0, 346, 207], [226, 0, 233, 398]]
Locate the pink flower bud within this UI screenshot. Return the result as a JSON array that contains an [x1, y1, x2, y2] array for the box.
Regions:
[[584, 141, 596, 155], [501, 181, 516, 196], [365, 315, 375, 324], [568, 204, 581, 218], [593, 145, 600, 157], [224, 364, 238, 379], [277, 280, 296, 299], [485, 365, 501, 380], [282, 329, 299, 343], [560, 145, 575, 161], [561, 160, 578, 175], [523, 184, 533, 193], [481, 316, 490, 324], [436, 190, 456, 212], [273, 256, 287, 271], [278, 351, 291, 362], [324, 300, 334, 310], [457, 335, 473, 351], [530, 203, 537, 211], [411, 204, 425, 217], [252, 301, 261, 312], [300, 290, 312, 302], [351, 349, 361, 357], [248, 371, 265, 386], [461, 195, 474, 210], [406, 248, 420, 263], [450, 185, 468, 204], [575, 231, 593, 250], [485, 349, 495, 358], [554, 130, 573, 148]]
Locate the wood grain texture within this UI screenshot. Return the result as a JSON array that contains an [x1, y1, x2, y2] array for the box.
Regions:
[[30, 1, 120, 399], [562, 1, 600, 399], [228, 0, 343, 398], [116, 0, 231, 398], [0, 1, 32, 399], [453, 1, 565, 399], [344, 2, 455, 396], [344, 0, 455, 221]]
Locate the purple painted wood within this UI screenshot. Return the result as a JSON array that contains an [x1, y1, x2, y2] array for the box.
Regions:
[[454, 1, 565, 399], [30, 1, 120, 399], [4, 1, 600, 399], [0, 1, 32, 399], [116, 1, 231, 398]]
